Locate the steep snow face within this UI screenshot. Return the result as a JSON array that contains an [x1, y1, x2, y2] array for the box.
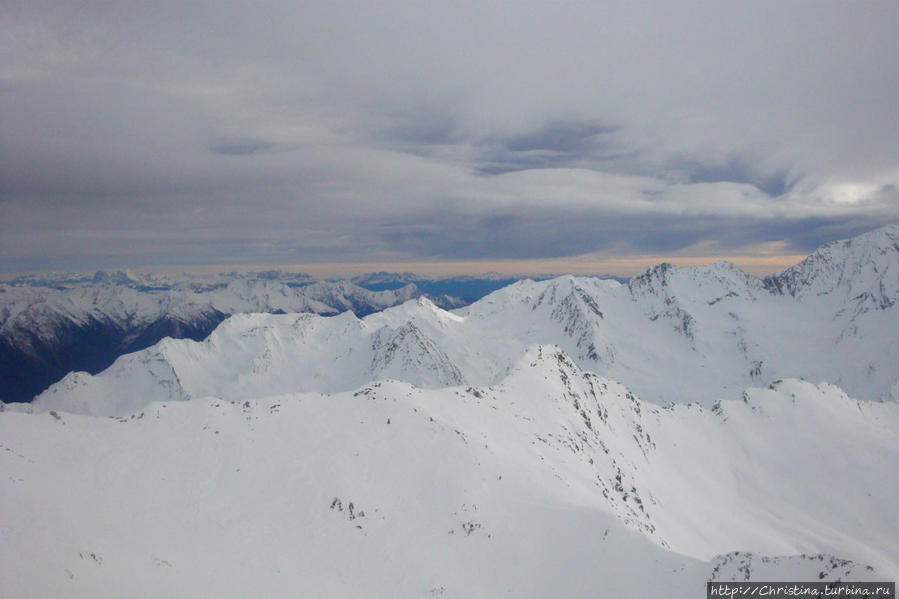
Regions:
[[367, 322, 465, 387], [449, 347, 899, 575], [2, 347, 895, 597], [627, 260, 766, 341], [765, 224, 899, 309], [34, 345, 191, 417]]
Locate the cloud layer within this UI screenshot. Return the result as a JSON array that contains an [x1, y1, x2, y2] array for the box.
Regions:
[[2, 1, 897, 272]]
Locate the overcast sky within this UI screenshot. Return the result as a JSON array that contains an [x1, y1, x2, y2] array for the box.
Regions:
[[1, 1, 897, 274]]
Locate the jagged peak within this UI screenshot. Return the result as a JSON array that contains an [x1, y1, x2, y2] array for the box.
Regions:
[[781, 225, 898, 274], [413, 295, 436, 308], [631, 260, 756, 286], [366, 294, 460, 328], [765, 225, 899, 302], [628, 260, 761, 306], [395, 282, 421, 294], [512, 344, 594, 381], [627, 263, 678, 295], [530, 275, 606, 307], [697, 260, 748, 277]]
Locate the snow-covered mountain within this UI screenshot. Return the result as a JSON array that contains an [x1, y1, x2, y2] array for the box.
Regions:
[[764, 224, 898, 306], [27, 226, 899, 416], [1, 346, 895, 597], [0, 275, 426, 403], [2, 226, 897, 597], [0, 276, 426, 348], [299, 279, 421, 315]]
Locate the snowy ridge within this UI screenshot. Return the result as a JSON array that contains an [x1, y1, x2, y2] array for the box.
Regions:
[[0, 276, 432, 403], [302, 280, 421, 315], [27, 307, 472, 415], [1, 345, 895, 597], [765, 224, 899, 308], [0, 278, 429, 349]]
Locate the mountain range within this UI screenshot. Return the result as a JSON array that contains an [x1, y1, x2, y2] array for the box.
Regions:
[[0, 273, 470, 403], [22, 225, 899, 416], [1, 225, 897, 597]]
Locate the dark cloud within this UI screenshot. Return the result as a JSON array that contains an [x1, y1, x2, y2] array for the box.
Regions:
[[503, 122, 615, 154], [374, 208, 895, 261], [1, 1, 898, 272], [472, 121, 620, 175], [670, 155, 797, 197]]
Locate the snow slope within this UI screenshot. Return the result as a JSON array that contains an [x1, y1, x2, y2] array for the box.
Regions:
[[1, 347, 894, 597]]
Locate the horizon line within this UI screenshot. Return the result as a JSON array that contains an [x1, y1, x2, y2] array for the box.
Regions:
[[0, 253, 810, 280]]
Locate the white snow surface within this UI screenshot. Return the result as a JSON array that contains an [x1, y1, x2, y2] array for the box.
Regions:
[[2, 226, 898, 597], [2, 348, 896, 597]]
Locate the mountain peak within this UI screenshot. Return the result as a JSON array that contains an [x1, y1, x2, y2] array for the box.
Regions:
[[765, 225, 899, 306], [628, 259, 761, 308], [91, 270, 136, 285]]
